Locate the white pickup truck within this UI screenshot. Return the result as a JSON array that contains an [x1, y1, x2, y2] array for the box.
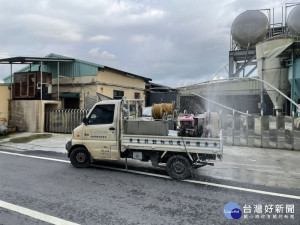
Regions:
[[66, 99, 223, 179]]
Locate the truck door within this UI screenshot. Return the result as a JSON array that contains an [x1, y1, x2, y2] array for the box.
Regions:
[[83, 103, 117, 159]]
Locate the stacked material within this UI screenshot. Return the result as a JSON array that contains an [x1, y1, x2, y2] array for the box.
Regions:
[[152, 103, 174, 119]]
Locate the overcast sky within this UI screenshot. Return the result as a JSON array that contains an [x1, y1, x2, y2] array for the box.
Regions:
[[0, 0, 290, 87]]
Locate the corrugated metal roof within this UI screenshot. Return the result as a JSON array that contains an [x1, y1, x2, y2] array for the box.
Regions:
[[0, 83, 10, 86], [2, 53, 105, 83], [2, 53, 152, 83], [19, 53, 103, 77], [13, 61, 99, 78], [3, 76, 13, 83], [105, 66, 152, 82], [178, 78, 262, 96]]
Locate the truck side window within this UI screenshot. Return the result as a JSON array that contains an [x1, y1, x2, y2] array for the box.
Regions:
[[88, 104, 115, 125]]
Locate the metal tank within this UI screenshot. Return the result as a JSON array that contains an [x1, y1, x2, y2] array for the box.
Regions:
[[231, 10, 269, 49], [287, 4, 300, 36], [256, 38, 294, 114]]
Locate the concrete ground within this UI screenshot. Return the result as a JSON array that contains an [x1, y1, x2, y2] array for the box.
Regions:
[[1, 151, 299, 225], [200, 146, 300, 190], [0, 132, 299, 190], [0, 132, 70, 153]]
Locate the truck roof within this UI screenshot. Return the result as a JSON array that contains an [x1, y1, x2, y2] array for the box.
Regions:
[[94, 99, 144, 106], [95, 99, 122, 105]]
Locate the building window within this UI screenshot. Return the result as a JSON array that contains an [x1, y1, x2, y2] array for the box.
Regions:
[[64, 98, 80, 109], [13, 72, 51, 99], [134, 92, 141, 99], [14, 73, 37, 99], [113, 90, 124, 99]]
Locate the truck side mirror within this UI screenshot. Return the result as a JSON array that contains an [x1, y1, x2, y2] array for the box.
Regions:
[[82, 117, 88, 125]]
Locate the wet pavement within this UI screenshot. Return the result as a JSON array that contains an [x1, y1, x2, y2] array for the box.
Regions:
[[0, 132, 299, 190], [0, 132, 299, 224], [0, 150, 299, 225], [0, 132, 69, 153]]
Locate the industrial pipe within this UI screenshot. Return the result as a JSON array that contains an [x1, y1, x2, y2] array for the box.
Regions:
[[191, 93, 252, 116], [242, 77, 300, 113]]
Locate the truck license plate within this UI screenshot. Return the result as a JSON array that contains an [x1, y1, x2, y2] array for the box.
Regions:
[[132, 152, 143, 160]]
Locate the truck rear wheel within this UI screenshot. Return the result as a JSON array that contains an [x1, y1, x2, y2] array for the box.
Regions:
[[70, 147, 91, 168], [166, 155, 192, 180]]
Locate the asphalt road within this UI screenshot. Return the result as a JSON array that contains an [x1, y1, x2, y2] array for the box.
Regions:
[[0, 149, 299, 225]]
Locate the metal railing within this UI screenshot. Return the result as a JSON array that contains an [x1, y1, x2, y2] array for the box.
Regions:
[[45, 109, 89, 133]]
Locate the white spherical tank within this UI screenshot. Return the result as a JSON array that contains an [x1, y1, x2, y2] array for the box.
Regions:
[[231, 10, 269, 49], [287, 4, 300, 36]]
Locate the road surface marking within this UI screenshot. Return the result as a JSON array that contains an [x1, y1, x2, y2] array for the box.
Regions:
[[91, 165, 300, 200], [0, 200, 79, 225], [0, 151, 69, 163], [211, 175, 234, 181], [183, 180, 300, 200], [1, 151, 300, 200]]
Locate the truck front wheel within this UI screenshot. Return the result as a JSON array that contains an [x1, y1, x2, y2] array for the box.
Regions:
[[70, 147, 91, 168], [166, 155, 192, 180]]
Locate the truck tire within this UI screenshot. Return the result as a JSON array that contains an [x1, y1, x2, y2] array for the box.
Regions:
[[166, 155, 192, 180], [70, 147, 91, 168]]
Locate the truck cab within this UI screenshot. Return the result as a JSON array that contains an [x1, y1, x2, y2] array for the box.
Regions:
[[67, 100, 122, 162]]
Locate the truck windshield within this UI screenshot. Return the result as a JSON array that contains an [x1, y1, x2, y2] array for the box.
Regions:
[[88, 104, 115, 125]]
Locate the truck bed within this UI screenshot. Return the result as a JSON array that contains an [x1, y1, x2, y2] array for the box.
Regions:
[[122, 132, 223, 155]]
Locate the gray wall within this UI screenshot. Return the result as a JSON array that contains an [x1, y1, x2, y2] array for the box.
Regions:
[[146, 91, 177, 107], [221, 114, 300, 150], [9, 100, 41, 132], [9, 100, 61, 132], [179, 94, 273, 115]]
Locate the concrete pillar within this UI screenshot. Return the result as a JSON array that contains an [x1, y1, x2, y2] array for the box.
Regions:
[[229, 54, 235, 77]]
